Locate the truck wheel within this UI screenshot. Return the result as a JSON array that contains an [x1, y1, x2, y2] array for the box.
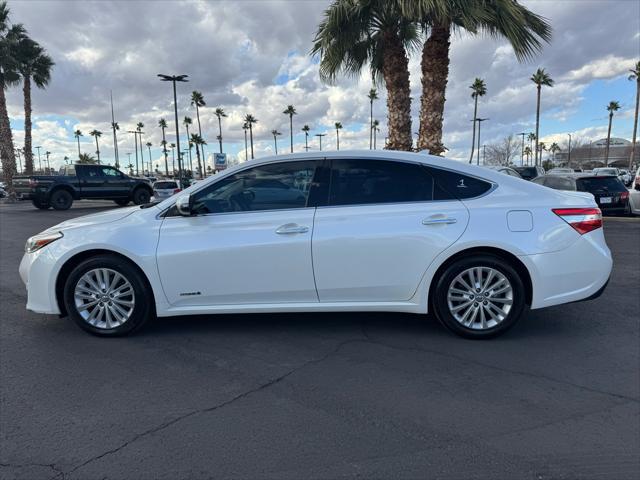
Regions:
[[114, 199, 130, 206], [50, 190, 73, 210], [32, 199, 51, 210], [132, 188, 151, 205]]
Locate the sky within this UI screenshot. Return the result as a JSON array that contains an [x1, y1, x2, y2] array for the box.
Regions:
[[5, 0, 640, 172]]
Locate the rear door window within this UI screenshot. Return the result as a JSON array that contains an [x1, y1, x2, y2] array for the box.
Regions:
[[328, 159, 434, 206]]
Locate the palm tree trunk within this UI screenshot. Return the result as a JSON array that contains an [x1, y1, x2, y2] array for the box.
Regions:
[[305, 133, 308, 151], [630, 79, 639, 170], [336, 129, 340, 150], [605, 113, 613, 166], [244, 129, 248, 160], [289, 115, 293, 153], [0, 84, 17, 191], [195, 105, 205, 169], [195, 146, 203, 179], [162, 128, 168, 176], [381, 30, 413, 151], [469, 96, 478, 163], [249, 125, 254, 159], [369, 99, 373, 150], [417, 22, 450, 155], [95, 137, 101, 164], [23, 76, 34, 174], [218, 116, 223, 153], [535, 85, 541, 166], [77, 137, 81, 158]]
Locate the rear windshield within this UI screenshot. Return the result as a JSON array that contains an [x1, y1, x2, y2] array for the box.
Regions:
[[576, 177, 626, 193], [154, 181, 178, 189]]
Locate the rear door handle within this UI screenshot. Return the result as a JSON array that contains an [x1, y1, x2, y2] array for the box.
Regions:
[[422, 217, 457, 225], [276, 223, 309, 234]]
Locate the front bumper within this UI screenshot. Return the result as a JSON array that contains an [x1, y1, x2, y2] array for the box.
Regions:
[[19, 249, 61, 315]]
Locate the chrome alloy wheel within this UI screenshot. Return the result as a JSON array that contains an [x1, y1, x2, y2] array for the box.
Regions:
[[73, 268, 135, 329], [446, 267, 513, 330]]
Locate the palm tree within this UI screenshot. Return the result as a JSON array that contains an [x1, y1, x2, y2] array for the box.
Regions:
[[77, 153, 97, 164], [145, 141, 152, 174], [1, 2, 23, 186], [89, 129, 102, 164], [402, 1, 551, 155], [189, 133, 206, 179], [135, 121, 145, 173], [271, 129, 282, 154], [302, 124, 311, 151], [531, 68, 554, 165], [550, 142, 560, 163], [538, 142, 546, 162], [74, 129, 83, 158], [214, 107, 226, 154], [604, 100, 621, 166], [242, 122, 249, 160], [524, 145, 532, 165], [527, 132, 536, 164], [183, 116, 193, 171], [372, 119, 380, 149], [335, 122, 343, 150], [190, 91, 206, 164], [629, 61, 640, 170], [468, 78, 487, 163], [169, 143, 176, 174], [312, 1, 420, 151], [127, 163, 134, 175], [111, 121, 120, 168], [244, 114, 258, 159], [283, 105, 297, 153], [158, 118, 169, 176], [367, 88, 378, 149]]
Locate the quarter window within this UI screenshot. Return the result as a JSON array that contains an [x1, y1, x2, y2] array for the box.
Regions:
[[428, 167, 493, 200], [191, 161, 318, 214], [328, 159, 434, 206]]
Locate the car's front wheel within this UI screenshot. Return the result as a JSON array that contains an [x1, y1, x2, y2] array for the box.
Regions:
[[132, 188, 151, 205], [63, 255, 153, 336], [432, 255, 527, 339]]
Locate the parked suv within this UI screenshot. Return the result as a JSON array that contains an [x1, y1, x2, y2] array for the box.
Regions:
[[513, 166, 545, 181], [13, 164, 153, 210]]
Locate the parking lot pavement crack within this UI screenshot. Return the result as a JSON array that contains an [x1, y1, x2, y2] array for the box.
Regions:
[[57, 337, 364, 479], [353, 335, 639, 403]]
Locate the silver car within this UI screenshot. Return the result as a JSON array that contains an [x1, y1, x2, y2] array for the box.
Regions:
[[152, 180, 181, 201]]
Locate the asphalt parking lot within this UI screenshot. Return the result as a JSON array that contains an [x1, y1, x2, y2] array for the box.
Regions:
[[1, 200, 639, 480]]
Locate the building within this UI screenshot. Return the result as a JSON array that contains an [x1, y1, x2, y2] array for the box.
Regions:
[[554, 138, 637, 169]]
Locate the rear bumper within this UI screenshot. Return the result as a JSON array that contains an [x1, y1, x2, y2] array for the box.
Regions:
[[520, 229, 613, 310]]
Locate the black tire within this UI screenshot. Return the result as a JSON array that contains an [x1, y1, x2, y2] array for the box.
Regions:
[[63, 254, 153, 336], [431, 255, 527, 339], [50, 189, 73, 210], [32, 199, 51, 210], [114, 199, 130, 206], [132, 187, 151, 205]]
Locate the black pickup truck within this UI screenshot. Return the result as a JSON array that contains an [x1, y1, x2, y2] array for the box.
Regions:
[[13, 164, 153, 210]]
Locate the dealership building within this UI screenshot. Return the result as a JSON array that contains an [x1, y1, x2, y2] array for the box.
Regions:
[[554, 138, 636, 169]]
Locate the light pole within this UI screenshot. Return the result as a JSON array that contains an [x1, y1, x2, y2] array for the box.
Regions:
[[567, 133, 572, 169], [35, 146, 42, 172], [158, 74, 189, 187], [15, 148, 22, 173], [127, 131, 139, 176], [315, 133, 326, 151], [475, 118, 489, 166]]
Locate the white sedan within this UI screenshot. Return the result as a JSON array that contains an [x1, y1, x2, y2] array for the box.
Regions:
[[19, 150, 612, 339]]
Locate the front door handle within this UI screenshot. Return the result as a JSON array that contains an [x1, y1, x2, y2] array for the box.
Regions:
[[422, 217, 457, 225], [276, 223, 309, 235]]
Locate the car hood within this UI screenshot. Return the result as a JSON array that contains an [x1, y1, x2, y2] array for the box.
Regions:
[[44, 206, 140, 233]]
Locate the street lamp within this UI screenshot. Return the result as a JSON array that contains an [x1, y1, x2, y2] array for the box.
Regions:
[[475, 118, 489, 166], [127, 131, 140, 176], [158, 73, 189, 187], [567, 133, 572, 168], [35, 145, 42, 172], [315, 133, 326, 151]]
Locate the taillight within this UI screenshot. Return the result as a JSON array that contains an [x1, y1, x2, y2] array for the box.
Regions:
[[28, 178, 38, 187], [620, 191, 629, 201], [552, 208, 602, 235], [173, 188, 181, 194]]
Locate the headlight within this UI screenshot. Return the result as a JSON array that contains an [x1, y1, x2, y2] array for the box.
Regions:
[[25, 231, 63, 253]]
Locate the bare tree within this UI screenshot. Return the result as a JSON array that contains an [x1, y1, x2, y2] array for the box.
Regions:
[[485, 135, 519, 166]]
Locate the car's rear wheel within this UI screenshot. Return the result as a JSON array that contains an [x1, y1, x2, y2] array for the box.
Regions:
[[432, 255, 527, 339], [114, 199, 130, 206], [32, 199, 50, 210], [132, 188, 151, 205], [63, 255, 153, 336], [50, 189, 73, 210]]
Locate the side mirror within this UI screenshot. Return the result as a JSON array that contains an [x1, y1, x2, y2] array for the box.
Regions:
[[175, 194, 193, 216]]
